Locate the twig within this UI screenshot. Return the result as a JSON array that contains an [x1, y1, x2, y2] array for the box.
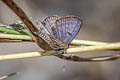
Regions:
[[0, 51, 55, 61], [71, 39, 108, 46], [67, 42, 120, 54], [0, 42, 120, 61], [0, 33, 32, 40], [56, 54, 120, 62], [0, 72, 19, 80], [0, 39, 22, 42]]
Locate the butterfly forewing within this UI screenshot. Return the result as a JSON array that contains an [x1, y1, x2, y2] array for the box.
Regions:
[[55, 16, 82, 43], [42, 16, 60, 36]]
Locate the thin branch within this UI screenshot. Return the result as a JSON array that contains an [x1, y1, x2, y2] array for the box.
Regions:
[[67, 42, 120, 54], [0, 42, 120, 61], [0, 33, 32, 40], [0, 39, 22, 42], [0, 72, 19, 80], [71, 39, 108, 46], [56, 54, 120, 62], [0, 51, 55, 61]]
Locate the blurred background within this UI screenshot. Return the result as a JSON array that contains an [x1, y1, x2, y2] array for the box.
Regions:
[[0, 0, 120, 80]]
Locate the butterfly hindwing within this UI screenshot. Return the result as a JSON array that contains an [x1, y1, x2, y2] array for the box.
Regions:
[[55, 16, 82, 43]]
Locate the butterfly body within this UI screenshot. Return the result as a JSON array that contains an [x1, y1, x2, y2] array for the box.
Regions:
[[48, 34, 68, 51]]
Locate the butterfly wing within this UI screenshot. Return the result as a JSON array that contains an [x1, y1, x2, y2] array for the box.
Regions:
[[55, 16, 82, 43], [41, 16, 82, 44], [40, 16, 69, 50], [41, 16, 60, 36]]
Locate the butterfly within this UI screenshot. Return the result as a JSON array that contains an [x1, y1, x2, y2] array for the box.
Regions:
[[37, 16, 82, 53]]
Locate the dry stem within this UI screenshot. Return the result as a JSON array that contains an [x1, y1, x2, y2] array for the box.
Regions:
[[0, 42, 120, 61]]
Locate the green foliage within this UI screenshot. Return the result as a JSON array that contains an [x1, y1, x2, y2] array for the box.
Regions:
[[0, 26, 29, 35]]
